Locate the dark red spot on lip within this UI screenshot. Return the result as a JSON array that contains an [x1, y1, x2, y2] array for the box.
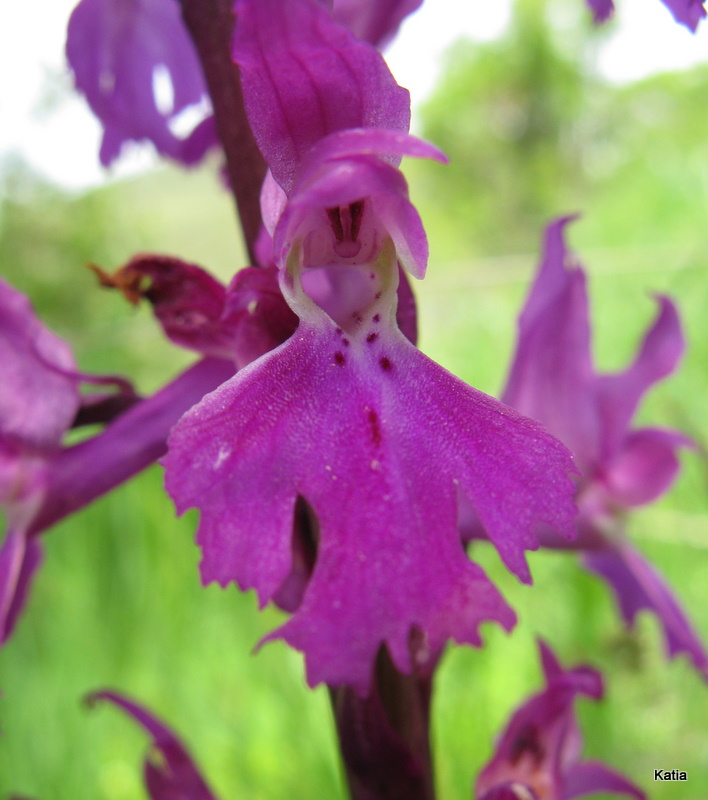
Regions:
[[368, 409, 382, 447], [342, 338, 350, 347], [374, 291, 382, 300], [379, 356, 392, 371], [335, 327, 343, 335], [334, 351, 346, 366], [372, 314, 380, 323], [352, 311, 363, 323], [366, 332, 378, 343]]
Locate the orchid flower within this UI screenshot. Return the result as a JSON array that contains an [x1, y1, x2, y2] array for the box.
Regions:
[[88, 691, 218, 800], [162, 0, 578, 694], [475, 641, 645, 800], [585, 0, 706, 31], [500, 216, 707, 678]]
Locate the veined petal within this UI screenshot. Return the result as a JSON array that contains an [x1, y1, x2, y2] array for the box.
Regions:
[[164, 313, 577, 690], [583, 542, 708, 678], [298, 128, 447, 177], [0, 279, 79, 451], [563, 761, 645, 800], [88, 691, 218, 800], [596, 296, 684, 460], [332, 0, 424, 48], [233, 0, 410, 193], [502, 218, 600, 469], [603, 427, 692, 507]]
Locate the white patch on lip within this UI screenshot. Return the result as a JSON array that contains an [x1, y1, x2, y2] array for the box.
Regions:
[[214, 445, 231, 469]]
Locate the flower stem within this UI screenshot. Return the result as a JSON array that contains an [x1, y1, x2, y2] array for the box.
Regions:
[[329, 647, 436, 800], [179, 0, 266, 264]]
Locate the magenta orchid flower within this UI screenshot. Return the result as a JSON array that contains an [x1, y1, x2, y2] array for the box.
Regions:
[[500, 216, 707, 678], [66, 0, 217, 166], [475, 641, 645, 800], [88, 691, 218, 800], [585, 0, 706, 31], [162, 0, 578, 693]]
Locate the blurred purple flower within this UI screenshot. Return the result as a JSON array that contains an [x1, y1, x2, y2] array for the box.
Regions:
[[0, 279, 80, 642], [163, 0, 578, 692], [585, 0, 706, 31], [500, 216, 706, 678], [66, 0, 217, 166], [475, 641, 645, 800], [88, 691, 218, 800], [0, 278, 237, 644], [332, 0, 424, 48]]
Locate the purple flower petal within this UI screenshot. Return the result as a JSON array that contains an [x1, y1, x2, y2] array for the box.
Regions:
[[603, 427, 692, 507], [276, 153, 431, 280], [596, 295, 684, 460], [583, 542, 708, 678], [660, 0, 706, 31], [66, 0, 214, 166], [563, 761, 646, 800], [478, 784, 540, 800], [332, 0, 424, 48], [585, 0, 705, 30], [475, 642, 641, 800], [87, 691, 218, 800], [222, 267, 300, 368], [233, 0, 410, 193], [585, 0, 615, 23], [0, 279, 79, 450], [502, 217, 600, 469], [164, 305, 579, 690], [0, 527, 43, 644], [31, 358, 235, 536]]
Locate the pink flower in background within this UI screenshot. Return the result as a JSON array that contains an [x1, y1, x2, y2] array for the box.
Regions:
[[332, 0, 424, 48], [475, 642, 645, 800], [501, 216, 706, 678], [585, 0, 706, 31], [66, 0, 217, 166]]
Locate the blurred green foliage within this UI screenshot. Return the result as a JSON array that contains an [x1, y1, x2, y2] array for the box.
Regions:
[[1, 2, 707, 798]]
